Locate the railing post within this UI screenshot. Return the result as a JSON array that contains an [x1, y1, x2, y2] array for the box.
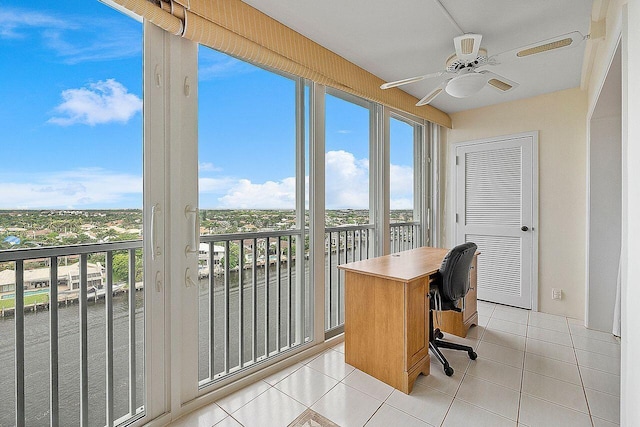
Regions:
[[276, 237, 282, 352], [238, 241, 245, 367], [49, 256, 59, 427], [15, 260, 25, 427], [209, 242, 216, 378], [79, 254, 88, 426], [252, 238, 258, 362], [105, 252, 114, 427], [264, 237, 270, 358], [128, 249, 136, 417], [224, 241, 230, 374]]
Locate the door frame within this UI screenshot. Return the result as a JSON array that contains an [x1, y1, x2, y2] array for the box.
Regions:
[[448, 131, 539, 311]]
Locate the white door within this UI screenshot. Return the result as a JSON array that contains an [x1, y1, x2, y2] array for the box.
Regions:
[[454, 133, 537, 309]]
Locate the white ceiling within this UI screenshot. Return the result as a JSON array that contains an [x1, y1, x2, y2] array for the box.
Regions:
[[242, 0, 593, 114]]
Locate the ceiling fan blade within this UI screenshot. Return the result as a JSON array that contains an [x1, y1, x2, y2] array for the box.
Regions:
[[416, 81, 448, 106], [454, 33, 482, 62], [488, 31, 585, 65], [479, 70, 519, 92], [380, 71, 446, 89]]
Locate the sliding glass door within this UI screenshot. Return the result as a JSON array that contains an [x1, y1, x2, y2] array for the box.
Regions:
[[197, 46, 311, 387]]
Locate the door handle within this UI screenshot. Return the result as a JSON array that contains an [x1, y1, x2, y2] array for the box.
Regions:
[[185, 205, 199, 256], [521, 226, 529, 231]]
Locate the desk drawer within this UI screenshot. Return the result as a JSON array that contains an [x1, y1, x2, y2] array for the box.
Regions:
[[405, 279, 429, 369]]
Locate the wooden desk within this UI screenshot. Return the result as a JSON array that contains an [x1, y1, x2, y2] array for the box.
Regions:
[[339, 247, 479, 394], [339, 247, 445, 394]]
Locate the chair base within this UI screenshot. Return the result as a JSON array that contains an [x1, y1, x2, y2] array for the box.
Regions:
[[429, 310, 478, 376]]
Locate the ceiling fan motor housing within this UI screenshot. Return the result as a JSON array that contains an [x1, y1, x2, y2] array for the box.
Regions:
[[446, 48, 488, 72]]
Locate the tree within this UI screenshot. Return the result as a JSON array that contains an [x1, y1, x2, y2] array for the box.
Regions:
[[112, 251, 143, 283], [220, 243, 240, 270]]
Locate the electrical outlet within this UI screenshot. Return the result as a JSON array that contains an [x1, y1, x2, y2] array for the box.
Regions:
[[552, 288, 562, 300]]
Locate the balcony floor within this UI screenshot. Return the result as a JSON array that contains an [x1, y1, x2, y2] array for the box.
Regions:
[[169, 301, 620, 427]]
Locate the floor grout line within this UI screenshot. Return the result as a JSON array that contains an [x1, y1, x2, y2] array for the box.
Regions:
[[514, 310, 530, 425], [205, 303, 622, 427]]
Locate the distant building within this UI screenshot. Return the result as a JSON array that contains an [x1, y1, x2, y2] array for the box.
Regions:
[[198, 243, 225, 276], [0, 263, 104, 294]]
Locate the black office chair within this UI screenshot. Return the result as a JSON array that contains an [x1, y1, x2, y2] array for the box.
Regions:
[[429, 242, 478, 376]]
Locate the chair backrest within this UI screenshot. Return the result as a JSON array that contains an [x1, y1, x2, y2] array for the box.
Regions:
[[438, 242, 478, 302]]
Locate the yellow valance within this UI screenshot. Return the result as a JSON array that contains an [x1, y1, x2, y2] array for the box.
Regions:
[[112, 0, 452, 128]]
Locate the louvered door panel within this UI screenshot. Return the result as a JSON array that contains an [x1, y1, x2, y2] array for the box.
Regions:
[[455, 134, 535, 309], [467, 234, 522, 299], [465, 147, 521, 227]]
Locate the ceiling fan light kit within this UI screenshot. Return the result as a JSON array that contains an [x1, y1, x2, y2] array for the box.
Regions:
[[445, 71, 488, 98]]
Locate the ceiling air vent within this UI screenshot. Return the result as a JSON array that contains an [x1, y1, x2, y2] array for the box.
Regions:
[[488, 79, 513, 91], [517, 38, 573, 57]]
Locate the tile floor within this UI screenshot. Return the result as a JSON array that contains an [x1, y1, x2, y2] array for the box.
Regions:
[[170, 301, 621, 427]]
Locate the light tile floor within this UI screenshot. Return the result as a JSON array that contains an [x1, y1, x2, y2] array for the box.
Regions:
[[170, 301, 621, 427]]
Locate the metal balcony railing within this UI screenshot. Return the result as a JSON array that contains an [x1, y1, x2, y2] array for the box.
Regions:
[[324, 224, 375, 334], [323, 222, 422, 334], [198, 229, 310, 386], [0, 241, 144, 427], [390, 222, 421, 253], [0, 222, 423, 424]]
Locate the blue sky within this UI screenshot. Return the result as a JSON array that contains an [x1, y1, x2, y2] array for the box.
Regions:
[[0, 0, 414, 210], [0, 0, 143, 209]]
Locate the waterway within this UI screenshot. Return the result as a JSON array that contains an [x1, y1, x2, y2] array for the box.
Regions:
[[0, 291, 144, 427], [0, 255, 347, 427]]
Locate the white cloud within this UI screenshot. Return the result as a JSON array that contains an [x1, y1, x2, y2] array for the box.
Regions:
[[48, 79, 141, 126], [390, 164, 414, 209], [199, 53, 256, 80], [1, 8, 140, 63], [43, 27, 141, 64], [199, 177, 237, 193], [198, 150, 413, 210], [199, 162, 222, 172], [325, 150, 369, 209], [0, 169, 142, 209], [218, 178, 297, 209], [337, 130, 352, 134], [0, 9, 71, 39]]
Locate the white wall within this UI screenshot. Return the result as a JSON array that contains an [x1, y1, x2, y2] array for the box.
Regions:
[[587, 41, 622, 333], [582, 0, 640, 422], [588, 114, 621, 332], [445, 88, 588, 319], [621, 1, 640, 424]]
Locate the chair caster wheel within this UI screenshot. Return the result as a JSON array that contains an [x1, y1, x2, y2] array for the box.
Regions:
[[444, 366, 454, 376], [436, 330, 444, 339], [468, 351, 477, 360]]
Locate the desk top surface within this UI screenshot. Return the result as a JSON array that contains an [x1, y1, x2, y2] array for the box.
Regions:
[[338, 246, 449, 282]]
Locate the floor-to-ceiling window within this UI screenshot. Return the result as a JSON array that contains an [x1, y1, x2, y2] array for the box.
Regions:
[[197, 46, 310, 387], [389, 114, 427, 252], [0, 1, 146, 425], [1, 2, 438, 420], [324, 90, 375, 334]]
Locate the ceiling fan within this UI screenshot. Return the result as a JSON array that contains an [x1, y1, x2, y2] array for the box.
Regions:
[[380, 2, 586, 106]]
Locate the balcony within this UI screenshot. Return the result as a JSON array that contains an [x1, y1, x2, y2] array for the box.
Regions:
[[0, 219, 423, 425], [0, 241, 144, 426]]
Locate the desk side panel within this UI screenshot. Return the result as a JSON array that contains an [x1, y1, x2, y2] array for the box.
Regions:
[[344, 271, 405, 389], [405, 278, 429, 369]]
